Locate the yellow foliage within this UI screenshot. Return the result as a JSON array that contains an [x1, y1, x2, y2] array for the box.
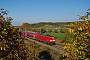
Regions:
[[4, 28, 6, 31], [78, 27, 82, 31], [0, 47, 2, 50], [68, 28, 74, 33], [85, 58, 89, 60], [63, 46, 67, 49], [4, 47, 6, 50], [70, 23, 73, 26]]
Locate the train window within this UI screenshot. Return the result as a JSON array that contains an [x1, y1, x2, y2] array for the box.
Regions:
[[50, 37, 55, 39], [45, 34, 51, 36], [39, 34, 44, 35]]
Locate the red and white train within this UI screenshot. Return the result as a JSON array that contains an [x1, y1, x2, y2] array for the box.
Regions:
[[19, 30, 56, 45]]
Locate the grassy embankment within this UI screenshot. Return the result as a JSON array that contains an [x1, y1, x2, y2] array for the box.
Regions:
[[47, 32, 68, 40], [24, 39, 60, 60]]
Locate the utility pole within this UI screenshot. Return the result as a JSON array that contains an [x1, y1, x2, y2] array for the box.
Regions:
[[40, 27, 41, 34]]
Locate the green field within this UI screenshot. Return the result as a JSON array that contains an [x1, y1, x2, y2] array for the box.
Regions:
[[46, 32, 67, 40]]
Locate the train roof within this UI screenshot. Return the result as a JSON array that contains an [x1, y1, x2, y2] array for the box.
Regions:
[[39, 34, 53, 37], [27, 31, 39, 34], [19, 30, 25, 32]]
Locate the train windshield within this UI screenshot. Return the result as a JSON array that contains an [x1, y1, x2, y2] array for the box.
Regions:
[[50, 37, 55, 39]]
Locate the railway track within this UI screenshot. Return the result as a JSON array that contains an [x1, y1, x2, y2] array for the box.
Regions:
[[24, 37, 66, 53], [52, 42, 66, 53]]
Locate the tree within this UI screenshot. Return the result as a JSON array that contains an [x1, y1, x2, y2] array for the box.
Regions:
[[20, 22, 31, 31], [61, 8, 90, 60], [0, 8, 28, 60]]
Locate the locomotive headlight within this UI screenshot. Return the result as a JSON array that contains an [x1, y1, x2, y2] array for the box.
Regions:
[[50, 40, 53, 41]]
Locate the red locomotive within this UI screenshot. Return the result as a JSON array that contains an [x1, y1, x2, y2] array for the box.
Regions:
[[36, 34, 56, 45], [19, 30, 56, 45]]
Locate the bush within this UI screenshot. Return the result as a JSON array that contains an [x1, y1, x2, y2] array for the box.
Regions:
[[48, 29, 52, 33], [38, 50, 54, 60], [41, 28, 46, 33], [54, 29, 58, 33]]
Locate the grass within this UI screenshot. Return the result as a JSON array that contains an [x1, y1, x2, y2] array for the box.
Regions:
[[46, 32, 67, 40]]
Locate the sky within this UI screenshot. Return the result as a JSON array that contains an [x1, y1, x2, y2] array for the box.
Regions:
[[0, 0, 90, 26]]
